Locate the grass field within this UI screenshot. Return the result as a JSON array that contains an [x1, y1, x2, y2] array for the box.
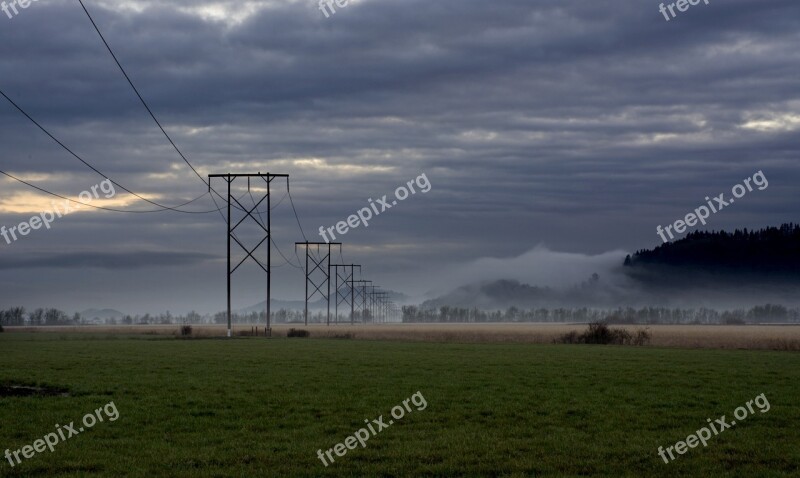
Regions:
[[1, 333, 799, 477]]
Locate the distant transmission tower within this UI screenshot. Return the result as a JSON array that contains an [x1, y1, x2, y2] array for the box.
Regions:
[[374, 291, 390, 323], [295, 241, 342, 326], [330, 264, 361, 325], [352, 279, 371, 323]]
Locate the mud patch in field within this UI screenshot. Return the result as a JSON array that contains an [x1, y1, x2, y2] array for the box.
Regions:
[[0, 382, 70, 397]]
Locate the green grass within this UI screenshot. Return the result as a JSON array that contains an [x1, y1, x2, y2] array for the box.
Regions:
[[0, 333, 799, 477]]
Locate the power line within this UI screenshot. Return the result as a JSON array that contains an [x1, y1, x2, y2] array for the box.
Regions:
[[79, 0, 303, 223], [0, 87, 223, 214], [270, 190, 288, 211], [271, 237, 304, 271], [247, 186, 303, 271], [248, 188, 289, 223], [0, 169, 207, 213], [286, 177, 308, 242], [78, 0, 208, 189], [208, 185, 230, 225], [77, 1, 329, 257], [76, 2, 386, 326], [76, 0, 255, 216]]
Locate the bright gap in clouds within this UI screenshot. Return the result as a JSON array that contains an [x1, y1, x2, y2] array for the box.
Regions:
[[95, 0, 287, 27]]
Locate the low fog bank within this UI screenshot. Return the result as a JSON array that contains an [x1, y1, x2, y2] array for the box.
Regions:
[[414, 245, 800, 312]]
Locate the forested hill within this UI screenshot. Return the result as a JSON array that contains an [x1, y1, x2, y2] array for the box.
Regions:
[[624, 223, 800, 277]]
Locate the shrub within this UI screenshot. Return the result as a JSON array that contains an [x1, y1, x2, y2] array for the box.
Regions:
[[633, 328, 651, 346], [556, 322, 650, 346], [583, 322, 615, 344], [610, 328, 633, 345], [180, 325, 192, 337], [0, 324, 4, 333], [557, 330, 581, 344], [287, 328, 310, 338]]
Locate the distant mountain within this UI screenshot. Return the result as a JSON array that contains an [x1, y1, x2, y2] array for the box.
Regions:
[[238, 298, 326, 314], [421, 276, 624, 310], [80, 308, 125, 320], [239, 290, 409, 314]]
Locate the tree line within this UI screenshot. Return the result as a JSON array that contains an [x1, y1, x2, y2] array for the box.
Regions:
[[0, 307, 77, 326], [5, 304, 797, 326], [0, 307, 353, 326], [625, 223, 800, 273], [401, 304, 800, 325]]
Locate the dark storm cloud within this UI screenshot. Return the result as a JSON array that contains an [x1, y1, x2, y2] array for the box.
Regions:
[[0, 0, 798, 312]]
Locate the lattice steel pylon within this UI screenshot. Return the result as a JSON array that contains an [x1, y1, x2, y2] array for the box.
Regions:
[[295, 241, 342, 326], [363, 284, 380, 323], [209, 173, 288, 338], [330, 264, 361, 325], [352, 279, 371, 323], [375, 291, 390, 323]]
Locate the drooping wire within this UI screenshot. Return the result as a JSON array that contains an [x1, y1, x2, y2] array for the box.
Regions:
[[76, 0, 256, 215], [270, 191, 287, 211], [0, 88, 223, 214], [286, 177, 308, 242], [294, 246, 306, 270], [272, 240, 304, 271], [209, 186, 252, 224], [246, 187, 303, 271], [78, 0, 319, 283], [78, 0, 207, 189], [0, 169, 208, 213]]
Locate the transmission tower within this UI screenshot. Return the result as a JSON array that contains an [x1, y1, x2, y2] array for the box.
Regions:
[[208, 173, 288, 337], [352, 279, 371, 323], [375, 291, 391, 323], [330, 264, 361, 325], [295, 241, 342, 325], [363, 285, 380, 323]]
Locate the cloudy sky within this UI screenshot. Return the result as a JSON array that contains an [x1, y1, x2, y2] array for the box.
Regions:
[[0, 0, 798, 314]]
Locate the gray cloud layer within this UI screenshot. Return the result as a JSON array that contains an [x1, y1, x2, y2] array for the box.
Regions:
[[0, 0, 798, 313], [0, 251, 216, 269]]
